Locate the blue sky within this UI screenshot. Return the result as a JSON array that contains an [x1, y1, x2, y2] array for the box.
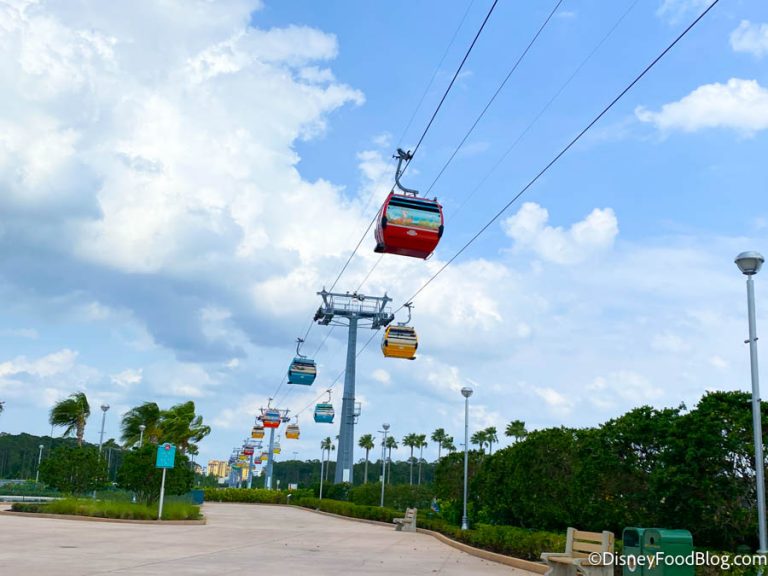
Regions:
[[1, 0, 768, 469]]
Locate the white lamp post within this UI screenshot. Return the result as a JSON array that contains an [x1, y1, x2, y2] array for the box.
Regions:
[[380, 423, 390, 507], [736, 251, 767, 561], [461, 387, 473, 530], [98, 404, 110, 455]]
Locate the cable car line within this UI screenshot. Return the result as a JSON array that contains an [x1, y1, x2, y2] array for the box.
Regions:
[[445, 0, 642, 223], [396, 0, 478, 148], [290, 329, 380, 419], [325, 0, 501, 297], [423, 0, 565, 198], [392, 0, 720, 315], [263, 1, 501, 410], [400, 0, 500, 181]]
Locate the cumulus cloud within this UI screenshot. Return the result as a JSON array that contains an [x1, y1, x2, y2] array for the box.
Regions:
[[730, 20, 768, 58], [0, 0, 368, 361], [635, 79, 768, 135], [502, 202, 618, 264]]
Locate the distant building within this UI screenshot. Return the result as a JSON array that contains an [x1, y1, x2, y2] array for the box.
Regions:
[[206, 460, 230, 478]]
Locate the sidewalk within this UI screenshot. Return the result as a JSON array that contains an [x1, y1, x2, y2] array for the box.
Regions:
[[0, 502, 538, 575]]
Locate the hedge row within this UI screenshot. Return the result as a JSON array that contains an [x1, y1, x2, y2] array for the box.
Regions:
[[202, 487, 313, 504], [10, 498, 201, 520], [292, 497, 401, 523]]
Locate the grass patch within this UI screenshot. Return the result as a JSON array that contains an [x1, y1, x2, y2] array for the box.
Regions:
[[11, 498, 201, 521]]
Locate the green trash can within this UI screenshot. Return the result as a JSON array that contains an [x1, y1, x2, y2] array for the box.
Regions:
[[643, 529, 693, 576], [622, 528, 647, 576]]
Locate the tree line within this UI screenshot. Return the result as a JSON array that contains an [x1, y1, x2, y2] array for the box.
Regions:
[[436, 391, 762, 552]]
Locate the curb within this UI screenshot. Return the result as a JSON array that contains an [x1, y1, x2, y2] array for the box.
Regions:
[[0, 509, 206, 525]]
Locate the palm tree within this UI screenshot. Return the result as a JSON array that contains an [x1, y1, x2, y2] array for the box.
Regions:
[[431, 428, 448, 460], [50, 392, 91, 446], [471, 430, 487, 453], [385, 436, 398, 484], [505, 419, 528, 443], [416, 434, 427, 485], [358, 434, 375, 484], [160, 401, 211, 455], [442, 435, 456, 453], [402, 433, 419, 485], [321, 437, 334, 482], [121, 402, 162, 447], [485, 426, 499, 455]]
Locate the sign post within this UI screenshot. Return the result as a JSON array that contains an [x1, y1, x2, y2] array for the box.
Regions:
[[155, 443, 176, 520]]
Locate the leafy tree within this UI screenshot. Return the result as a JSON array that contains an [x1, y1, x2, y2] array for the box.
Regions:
[[158, 401, 211, 455], [505, 419, 528, 442], [416, 434, 428, 485], [484, 426, 499, 455], [442, 435, 456, 453], [39, 445, 107, 494], [385, 436, 398, 484], [471, 430, 488, 453], [358, 434, 375, 484], [431, 428, 448, 460], [121, 402, 163, 447], [120, 400, 211, 454], [49, 392, 91, 446], [320, 437, 334, 482], [116, 445, 193, 504], [402, 433, 420, 485]]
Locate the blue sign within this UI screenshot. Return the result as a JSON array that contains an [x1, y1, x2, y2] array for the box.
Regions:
[[155, 443, 176, 469]]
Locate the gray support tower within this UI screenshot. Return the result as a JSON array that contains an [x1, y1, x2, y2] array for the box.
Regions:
[[314, 289, 394, 484]]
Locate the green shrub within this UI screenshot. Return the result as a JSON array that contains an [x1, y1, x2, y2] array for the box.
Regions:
[[202, 487, 313, 503], [292, 497, 401, 523], [11, 498, 201, 520]]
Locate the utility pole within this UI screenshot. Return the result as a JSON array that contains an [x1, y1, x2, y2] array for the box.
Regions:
[[314, 289, 393, 484]]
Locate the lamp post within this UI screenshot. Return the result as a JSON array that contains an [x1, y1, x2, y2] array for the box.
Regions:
[[98, 404, 110, 455], [35, 444, 44, 483], [138, 424, 146, 448], [380, 423, 390, 507], [461, 386, 473, 530], [736, 251, 767, 561], [319, 443, 326, 500]]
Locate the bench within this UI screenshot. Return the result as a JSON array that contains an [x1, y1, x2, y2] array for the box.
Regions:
[[393, 507, 417, 532], [541, 528, 614, 576]]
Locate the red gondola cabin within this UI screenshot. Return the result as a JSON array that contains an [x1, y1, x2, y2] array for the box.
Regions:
[[374, 192, 444, 259]]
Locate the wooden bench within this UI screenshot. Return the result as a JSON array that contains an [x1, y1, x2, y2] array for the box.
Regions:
[[393, 507, 417, 532], [541, 528, 614, 576]]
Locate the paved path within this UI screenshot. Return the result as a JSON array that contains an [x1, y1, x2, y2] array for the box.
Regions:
[[0, 503, 535, 575]]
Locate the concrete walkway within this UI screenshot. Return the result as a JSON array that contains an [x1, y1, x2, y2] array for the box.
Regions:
[[0, 503, 536, 575]]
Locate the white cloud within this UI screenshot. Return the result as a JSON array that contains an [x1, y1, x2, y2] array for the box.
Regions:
[[656, 0, 710, 23], [502, 202, 618, 264], [651, 332, 690, 353], [709, 355, 728, 369], [0, 349, 78, 378], [635, 79, 768, 135], [730, 20, 768, 58], [533, 386, 574, 416], [110, 368, 143, 388]]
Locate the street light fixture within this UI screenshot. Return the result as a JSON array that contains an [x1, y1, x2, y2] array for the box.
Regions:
[[138, 424, 146, 448], [35, 444, 44, 483], [380, 423, 390, 507], [98, 404, 110, 455], [736, 251, 767, 562], [461, 386, 473, 530]]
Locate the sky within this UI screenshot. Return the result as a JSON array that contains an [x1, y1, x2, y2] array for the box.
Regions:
[[1, 0, 767, 468]]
